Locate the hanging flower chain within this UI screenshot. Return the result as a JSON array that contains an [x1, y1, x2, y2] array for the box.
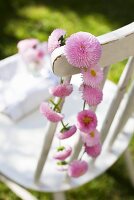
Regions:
[[40, 29, 103, 178]]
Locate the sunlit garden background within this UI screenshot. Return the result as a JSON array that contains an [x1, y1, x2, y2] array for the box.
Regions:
[[0, 0, 134, 199]]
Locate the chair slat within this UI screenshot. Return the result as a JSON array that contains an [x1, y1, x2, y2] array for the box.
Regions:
[[34, 122, 58, 182], [108, 80, 134, 147], [101, 66, 111, 88], [100, 56, 134, 143]]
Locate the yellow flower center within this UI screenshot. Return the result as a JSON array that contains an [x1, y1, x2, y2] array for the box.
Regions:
[[90, 69, 96, 77], [90, 131, 95, 138], [83, 116, 92, 125]]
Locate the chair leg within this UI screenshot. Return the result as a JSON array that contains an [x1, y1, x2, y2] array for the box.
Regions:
[[124, 148, 134, 187], [0, 174, 38, 200], [53, 192, 66, 200]]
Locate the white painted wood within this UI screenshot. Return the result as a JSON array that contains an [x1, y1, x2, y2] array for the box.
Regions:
[[101, 56, 134, 143], [51, 23, 134, 77], [0, 23, 134, 198], [101, 66, 111, 88], [34, 122, 58, 183], [108, 80, 134, 147], [0, 79, 133, 192]]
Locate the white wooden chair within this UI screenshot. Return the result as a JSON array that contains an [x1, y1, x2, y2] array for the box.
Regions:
[[0, 23, 134, 200]]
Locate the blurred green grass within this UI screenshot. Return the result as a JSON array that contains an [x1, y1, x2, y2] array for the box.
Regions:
[[0, 0, 134, 199]]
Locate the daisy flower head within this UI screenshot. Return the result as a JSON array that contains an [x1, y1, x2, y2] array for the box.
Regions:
[[34, 42, 48, 62], [77, 109, 97, 133], [57, 125, 77, 139], [81, 129, 100, 147], [53, 145, 72, 160], [49, 82, 73, 98], [48, 29, 66, 53], [80, 84, 103, 106], [85, 142, 102, 158], [68, 160, 88, 178], [18, 39, 47, 75], [64, 32, 102, 68], [40, 102, 63, 123], [17, 38, 39, 54], [81, 65, 103, 88]]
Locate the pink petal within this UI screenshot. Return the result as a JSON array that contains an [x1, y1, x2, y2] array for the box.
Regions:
[[85, 143, 102, 158], [80, 84, 103, 106], [40, 102, 63, 122], [53, 146, 72, 160], [57, 125, 77, 139], [18, 40, 47, 67], [77, 109, 97, 133], [81, 65, 104, 88], [68, 160, 88, 178], [49, 82, 73, 97], [48, 29, 66, 53], [81, 129, 100, 147], [65, 32, 101, 68], [34, 42, 48, 61], [17, 38, 39, 53]]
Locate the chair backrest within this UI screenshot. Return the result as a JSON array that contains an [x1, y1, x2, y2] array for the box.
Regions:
[[0, 24, 134, 196], [33, 22, 134, 191]]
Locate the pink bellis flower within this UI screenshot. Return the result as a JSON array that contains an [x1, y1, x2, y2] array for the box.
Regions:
[[68, 160, 88, 178], [81, 65, 103, 88], [48, 29, 66, 53], [17, 38, 39, 54], [85, 142, 102, 158], [77, 109, 97, 133], [64, 32, 102, 68], [80, 84, 103, 106], [40, 102, 63, 123], [53, 145, 72, 160], [49, 82, 73, 98], [80, 129, 100, 147], [33, 42, 48, 62], [17, 39, 47, 63], [57, 125, 77, 139], [17, 39, 48, 74]]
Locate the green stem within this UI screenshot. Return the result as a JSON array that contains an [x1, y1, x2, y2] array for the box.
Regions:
[[49, 99, 57, 106], [83, 101, 86, 110], [61, 120, 67, 129], [60, 77, 64, 84], [57, 97, 63, 106], [54, 98, 63, 112], [79, 149, 86, 161], [54, 105, 61, 112], [50, 98, 62, 112]]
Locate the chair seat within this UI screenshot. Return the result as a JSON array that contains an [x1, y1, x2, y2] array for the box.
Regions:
[[0, 75, 134, 192]]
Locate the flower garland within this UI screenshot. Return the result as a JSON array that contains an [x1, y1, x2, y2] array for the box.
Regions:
[[40, 29, 104, 178]]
